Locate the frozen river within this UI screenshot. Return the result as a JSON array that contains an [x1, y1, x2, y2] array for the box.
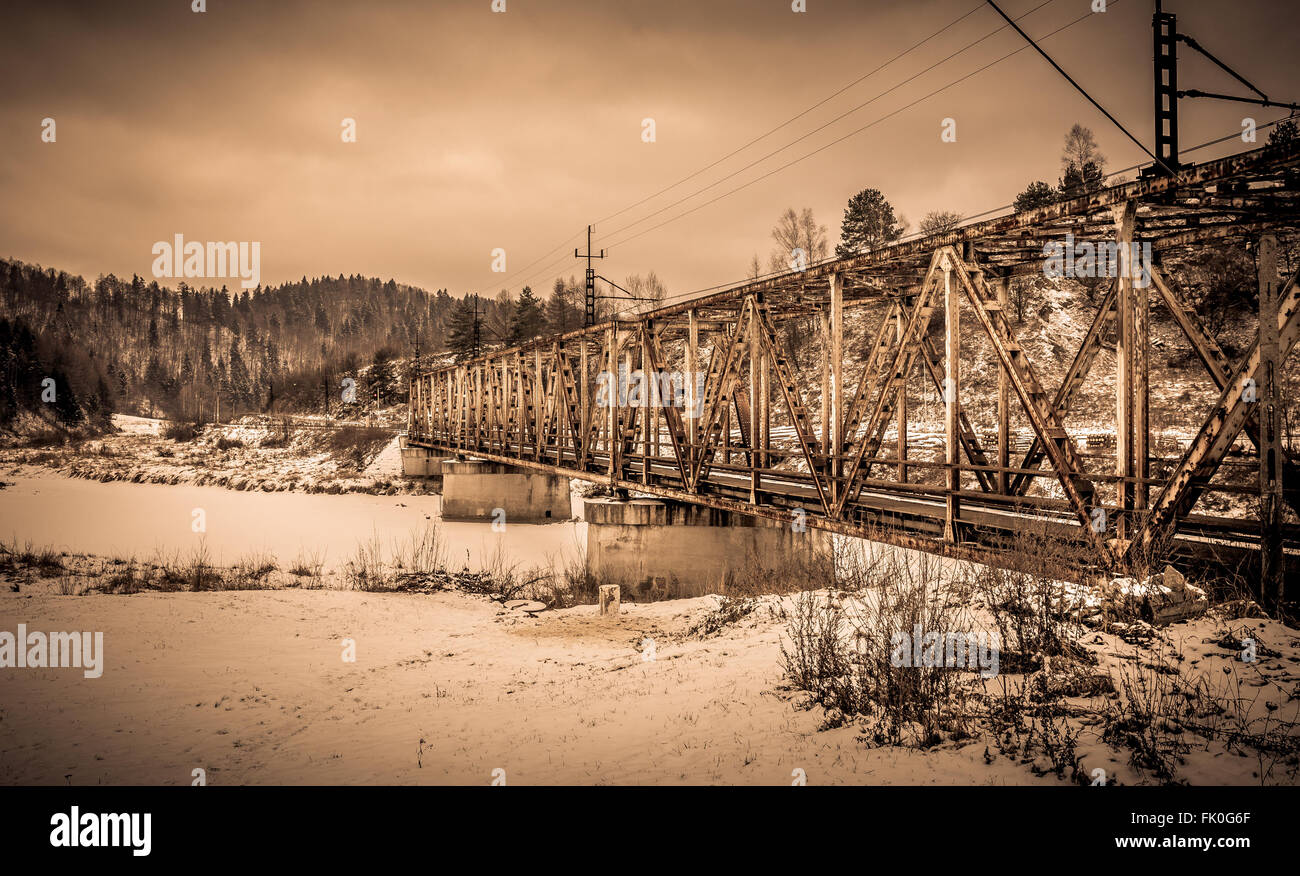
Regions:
[[0, 473, 587, 572]]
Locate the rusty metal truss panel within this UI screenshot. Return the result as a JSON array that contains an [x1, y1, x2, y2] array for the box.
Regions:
[[408, 144, 1300, 582]]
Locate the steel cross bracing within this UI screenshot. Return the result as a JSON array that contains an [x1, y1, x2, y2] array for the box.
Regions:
[[409, 143, 1300, 586]]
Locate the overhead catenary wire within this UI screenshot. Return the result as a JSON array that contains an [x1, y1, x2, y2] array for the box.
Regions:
[[591, 0, 992, 227], [499, 0, 1095, 307], [597, 0, 1061, 245], [983, 0, 1171, 174], [485, 228, 586, 296], [489, 0, 1058, 298], [504, 0, 1112, 310], [601, 0, 1109, 255], [606, 115, 1294, 322]]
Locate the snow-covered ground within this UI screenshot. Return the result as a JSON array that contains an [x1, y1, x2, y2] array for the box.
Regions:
[[0, 458, 1294, 785], [0, 414, 415, 496], [0, 580, 1294, 785], [362, 436, 404, 479]]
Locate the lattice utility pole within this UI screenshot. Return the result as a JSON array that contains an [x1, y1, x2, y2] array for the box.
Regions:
[[1150, 1, 1181, 176], [1145, 0, 1299, 178], [576, 225, 605, 327]]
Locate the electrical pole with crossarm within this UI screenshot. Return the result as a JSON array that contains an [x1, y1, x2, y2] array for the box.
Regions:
[[576, 224, 606, 327]]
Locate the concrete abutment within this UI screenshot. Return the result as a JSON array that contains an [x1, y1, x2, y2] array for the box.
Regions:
[[440, 459, 571, 522], [399, 439, 453, 483], [583, 497, 833, 596]]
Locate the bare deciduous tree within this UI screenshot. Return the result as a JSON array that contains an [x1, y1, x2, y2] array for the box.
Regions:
[[768, 207, 828, 274], [1062, 124, 1105, 176], [623, 271, 667, 315], [919, 210, 962, 236]]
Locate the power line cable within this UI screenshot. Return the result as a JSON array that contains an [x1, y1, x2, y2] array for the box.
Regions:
[[599, 0, 1060, 244], [984, 0, 1170, 173], [592, 0, 991, 226], [501, 0, 1063, 298], [485, 229, 585, 294], [602, 0, 1105, 253], [607, 115, 1292, 321], [489, 0, 1049, 296]]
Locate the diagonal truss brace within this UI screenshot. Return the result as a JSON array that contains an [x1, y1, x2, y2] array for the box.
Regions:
[[918, 334, 996, 493], [689, 298, 755, 490], [1133, 266, 1300, 555], [1149, 264, 1300, 514], [896, 247, 1108, 553], [1009, 279, 1118, 496], [833, 252, 947, 518], [644, 328, 692, 488], [955, 253, 1107, 553], [751, 303, 833, 515]]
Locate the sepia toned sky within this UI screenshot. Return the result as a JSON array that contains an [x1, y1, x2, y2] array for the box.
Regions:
[[2, 0, 1298, 303]]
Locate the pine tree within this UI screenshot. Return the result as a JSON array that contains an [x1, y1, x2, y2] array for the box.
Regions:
[[228, 339, 251, 409], [1014, 181, 1059, 212], [835, 189, 902, 258], [1059, 160, 1103, 199], [50, 366, 82, 425], [180, 350, 194, 384], [447, 296, 483, 361], [508, 286, 545, 345], [546, 280, 579, 335]]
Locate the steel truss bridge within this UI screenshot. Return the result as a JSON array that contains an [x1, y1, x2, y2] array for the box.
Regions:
[[409, 143, 1300, 594]]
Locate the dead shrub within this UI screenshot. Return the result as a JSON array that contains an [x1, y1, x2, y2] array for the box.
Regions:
[[101, 558, 139, 594], [780, 589, 850, 703], [344, 532, 389, 591], [780, 543, 996, 748], [225, 551, 279, 590], [840, 552, 984, 747], [156, 542, 222, 591], [319, 425, 391, 470], [687, 595, 763, 637], [289, 547, 325, 579], [968, 527, 1089, 671], [259, 418, 294, 449], [164, 421, 202, 442], [1100, 656, 1193, 783], [0, 540, 64, 577]]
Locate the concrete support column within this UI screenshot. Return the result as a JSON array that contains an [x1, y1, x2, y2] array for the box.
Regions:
[[399, 440, 454, 484], [441, 459, 571, 522], [584, 497, 833, 596]]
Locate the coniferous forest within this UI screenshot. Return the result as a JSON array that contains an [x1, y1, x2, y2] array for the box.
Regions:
[[0, 259, 465, 428], [0, 259, 614, 432]]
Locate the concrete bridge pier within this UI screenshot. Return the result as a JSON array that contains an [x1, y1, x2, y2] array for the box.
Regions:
[[440, 459, 572, 522], [399, 439, 454, 486], [397, 439, 444, 473], [583, 497, 833, 596]]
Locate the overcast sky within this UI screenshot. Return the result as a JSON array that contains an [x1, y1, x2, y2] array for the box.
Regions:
[[2, 0, 1298, 302]]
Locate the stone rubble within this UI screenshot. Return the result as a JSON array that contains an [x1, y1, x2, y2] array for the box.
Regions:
[[1098, 564, 1209, 626]]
